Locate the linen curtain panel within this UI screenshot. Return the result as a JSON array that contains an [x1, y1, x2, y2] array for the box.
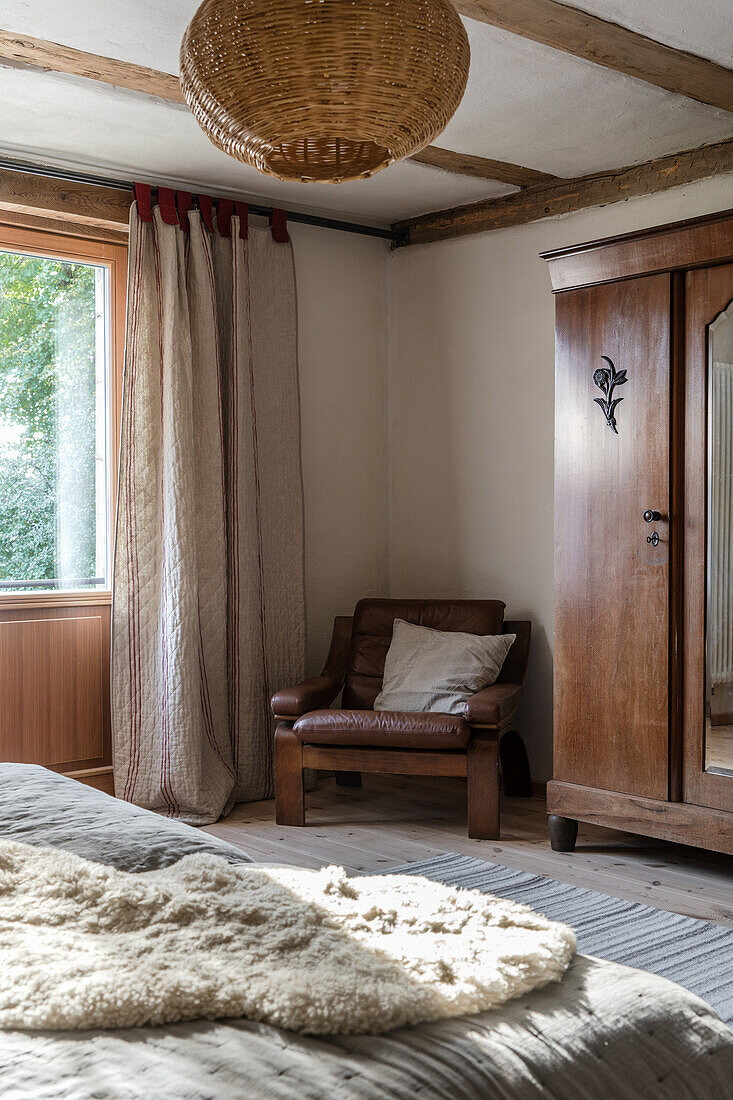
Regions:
[[112, 200, 305, 824]]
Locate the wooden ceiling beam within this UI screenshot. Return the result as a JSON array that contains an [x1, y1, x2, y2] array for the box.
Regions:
[[0, 28, 186, 102], [393, 137, 733, 247], [0, 207, 129, 243], [410, 146, 559, 187], [0, 165, 131, 227], [0, 27, 554, 188], [452, 0, 733, 113]]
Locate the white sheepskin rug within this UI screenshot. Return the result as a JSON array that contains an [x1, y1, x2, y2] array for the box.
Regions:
[[0, 839, 576, 1034]]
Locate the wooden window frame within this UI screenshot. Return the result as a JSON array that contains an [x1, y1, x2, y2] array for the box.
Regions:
[[0, 218, 127, 611]]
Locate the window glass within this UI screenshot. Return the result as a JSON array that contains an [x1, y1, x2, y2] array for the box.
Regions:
[[0, 250, 109, 591]]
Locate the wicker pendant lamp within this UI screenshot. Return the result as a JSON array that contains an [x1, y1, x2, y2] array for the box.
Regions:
[[180, 0, 470, 184]]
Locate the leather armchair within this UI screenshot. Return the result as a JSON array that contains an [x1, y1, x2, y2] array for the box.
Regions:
[[271, 616, 352, 717], [272, 599, 532, 840]]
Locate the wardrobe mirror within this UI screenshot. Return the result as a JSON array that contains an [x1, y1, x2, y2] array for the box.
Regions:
[[706, 298, 733, 776]]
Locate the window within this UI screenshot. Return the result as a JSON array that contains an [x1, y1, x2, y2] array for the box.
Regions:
[[0, 225, 125, 595]]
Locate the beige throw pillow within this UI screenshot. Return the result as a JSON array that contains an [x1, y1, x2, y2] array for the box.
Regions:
[[374, 618, 516, 716]]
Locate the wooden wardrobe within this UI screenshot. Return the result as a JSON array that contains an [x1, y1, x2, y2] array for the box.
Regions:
[[544, 208, 733, 857]]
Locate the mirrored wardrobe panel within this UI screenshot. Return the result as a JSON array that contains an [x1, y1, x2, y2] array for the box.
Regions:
[[706, 297, 733, 776]]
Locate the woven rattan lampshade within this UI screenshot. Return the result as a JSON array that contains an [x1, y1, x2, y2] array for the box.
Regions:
[[180, 0, 470, 184]]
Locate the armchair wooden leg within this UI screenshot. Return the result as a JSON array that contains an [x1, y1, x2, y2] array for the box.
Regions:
[[335, 771, 362, 788], [467, 733, 500, 840], [274, 724, 305, 826], [499, 729, 532, 797]]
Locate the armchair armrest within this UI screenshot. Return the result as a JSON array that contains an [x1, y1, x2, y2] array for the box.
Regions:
[[271, 615, 353, 718], [464, 683, 522, 726], [271, 674, 342, 718]]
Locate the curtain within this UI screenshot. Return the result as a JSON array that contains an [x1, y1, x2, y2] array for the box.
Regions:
[[111, 196, 305, 824]]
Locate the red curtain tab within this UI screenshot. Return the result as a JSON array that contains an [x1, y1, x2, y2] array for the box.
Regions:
[[217, 198, 234, 237], [133, 182, 153, 222], [199, 194, 215, 233], [176, 191, 192, 232], [158, 187, 179, 226], [134, 185, 261, 239], [235, 201, 249, 240], [269, 207, 289, 243]]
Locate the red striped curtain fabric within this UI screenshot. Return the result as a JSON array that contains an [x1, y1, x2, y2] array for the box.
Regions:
[[112, 191, 304, 823]]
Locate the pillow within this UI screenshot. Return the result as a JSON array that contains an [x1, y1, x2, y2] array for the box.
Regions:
[[373, 618, 516, 716]]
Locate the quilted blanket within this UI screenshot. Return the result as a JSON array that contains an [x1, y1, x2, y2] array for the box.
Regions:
[[0, 765, 731, 1100]]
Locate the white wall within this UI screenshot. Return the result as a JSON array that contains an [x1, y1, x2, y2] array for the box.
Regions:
[[291, 223, 390, 673], [386, 174, 733, 781]]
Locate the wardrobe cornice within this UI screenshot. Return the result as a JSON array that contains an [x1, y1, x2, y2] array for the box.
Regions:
[[541, 206, 733, 292]]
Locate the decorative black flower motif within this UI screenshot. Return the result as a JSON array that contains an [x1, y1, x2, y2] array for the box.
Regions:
[[592, 355, 627, 434]]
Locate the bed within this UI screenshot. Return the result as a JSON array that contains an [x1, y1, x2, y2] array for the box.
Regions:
[[1, 763, 731, 1100]]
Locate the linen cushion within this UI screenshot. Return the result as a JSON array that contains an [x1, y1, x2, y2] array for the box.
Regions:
[[374, 619, 516, 716], [342, 598, 506, 710]]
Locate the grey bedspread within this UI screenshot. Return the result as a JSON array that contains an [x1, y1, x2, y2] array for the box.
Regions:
[[0, 764, 253, 870], [1, 764, 731, 1100]]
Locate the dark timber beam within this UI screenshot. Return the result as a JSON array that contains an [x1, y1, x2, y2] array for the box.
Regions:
[[452, 0, 733, 113], [0, 165, 131, 227], [394, 137, 733, 247], [0, 28, 186, 102], [411, 146, 559, 187]]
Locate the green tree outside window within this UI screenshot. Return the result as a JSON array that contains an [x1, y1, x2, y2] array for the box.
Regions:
[[0, 252, 102, 588]]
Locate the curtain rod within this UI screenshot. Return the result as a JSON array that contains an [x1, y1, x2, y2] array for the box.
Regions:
[[0, 156, 397, 241]]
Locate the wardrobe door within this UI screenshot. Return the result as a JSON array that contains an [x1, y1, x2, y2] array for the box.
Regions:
[[554, 274, 671, 800], [684, 263, 733, 813]]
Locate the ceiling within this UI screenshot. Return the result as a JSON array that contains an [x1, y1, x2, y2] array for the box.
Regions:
[[0, 0, 731, 227]]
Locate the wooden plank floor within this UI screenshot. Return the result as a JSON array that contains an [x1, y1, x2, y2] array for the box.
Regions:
[[202, 774, 733, 927]]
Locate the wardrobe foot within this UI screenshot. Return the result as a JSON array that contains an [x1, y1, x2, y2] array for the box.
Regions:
[[548, 815, 578, 852]]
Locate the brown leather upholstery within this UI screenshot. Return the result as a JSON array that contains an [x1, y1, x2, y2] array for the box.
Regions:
[[271, 616, 352, 716], [496, 620, 531, 686], [463, 683, 522, 724], [341, 598, 506, 710], [293, 709, 470, 749], [271, 674, 340, 717]]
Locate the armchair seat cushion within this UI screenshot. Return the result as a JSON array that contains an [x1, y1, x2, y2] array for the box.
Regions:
[[292, 709, 470, 749]]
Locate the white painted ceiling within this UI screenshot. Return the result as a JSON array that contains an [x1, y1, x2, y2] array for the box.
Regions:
[[440, 20, 733, 179], [0, 0, 732, 226]]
